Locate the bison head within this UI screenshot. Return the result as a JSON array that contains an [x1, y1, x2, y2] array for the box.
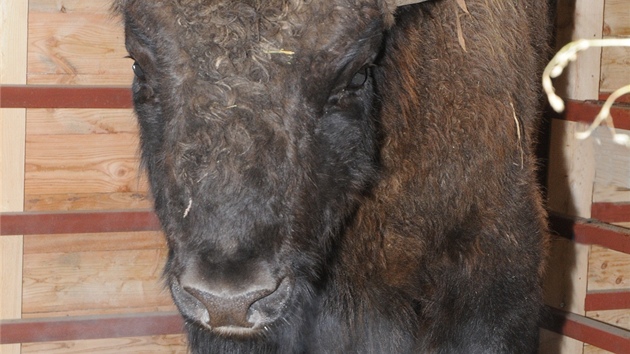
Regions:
[[117, 0, 393, 337]]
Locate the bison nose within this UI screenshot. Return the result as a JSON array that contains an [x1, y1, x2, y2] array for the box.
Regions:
[[181, 276, 292, 329]]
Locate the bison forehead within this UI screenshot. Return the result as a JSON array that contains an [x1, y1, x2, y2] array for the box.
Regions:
[[126, 0, 385, 76]]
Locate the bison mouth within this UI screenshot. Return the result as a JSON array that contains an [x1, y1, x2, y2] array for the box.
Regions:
[[170, 274, 294, 336]]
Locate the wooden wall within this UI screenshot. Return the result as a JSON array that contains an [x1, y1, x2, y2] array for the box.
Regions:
[[542, 0, 630, 353], [1, 0, 187, 352]]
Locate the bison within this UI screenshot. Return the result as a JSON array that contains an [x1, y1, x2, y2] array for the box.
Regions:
[[115, 0, 550, 352]]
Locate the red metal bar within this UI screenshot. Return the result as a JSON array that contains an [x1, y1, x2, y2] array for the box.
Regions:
[[543, 307, 630, 353], [0, 85, 133, 109], [573, 221, 630, 255], [600, 92, 630, 105], [591, 202, 630, 223], [0, 210, 161, 236], [586, 289, 630, 312], [561, 100, 630, 131], [549, 212, 630, 255], [0, 312, 184, 344]]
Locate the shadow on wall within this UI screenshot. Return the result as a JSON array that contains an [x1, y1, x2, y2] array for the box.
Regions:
[[538, 0, 593, 352]]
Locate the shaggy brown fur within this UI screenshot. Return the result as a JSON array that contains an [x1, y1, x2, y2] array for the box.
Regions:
[[116, 0, 549, 352]]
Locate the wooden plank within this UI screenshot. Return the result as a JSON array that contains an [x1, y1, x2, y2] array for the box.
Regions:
[[23, 231, 165, 254], [546, 119, 597, 218], [583, 344, 613, 354], [588, 245, 630, 291], [593, 127, 630, 190], [29, 0, 119, 13], [587, 309, 630, 332], [24, 133, 146, 196], [600, 46, 630, 95], [21, 334, 186, 354], [27, 11, 131, 85], [21, 334, 187, 354], [1, 1, 28, 353], [553, 0, 605, 101], [25, 191, 152, 212], [603, 0, 630, 37], [0, 85, 132, 108], [26, 108, 136, 135], [545, 115, 597, 353], [545, 119, 593, 316], [543, 307, 630, 353], [593, 184, 630, 204], [0, 312, 184, 344], [600, 0, 630, 96], [0, 210, 161, 236], [22, 248, 173, 316]]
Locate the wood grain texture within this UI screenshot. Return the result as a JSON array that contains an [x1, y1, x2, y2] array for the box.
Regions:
[[27, 11, 132, 85], [27, 109, 136, 135], [603, 0, 630, 37], [593, 126, 630, 190], [583, 344, 613, 354], [22, 247, 174, 316], [554, 0, 604, 101], [593, 184, 630, 204], [588, 245, 630, 291], [587, 309, 630, 332], [600, 46, 630, 94], [25, 133, 147, 196], [21, 334, 187, 354], [29, 0, 117, 13], [25, 191, 152, 212], [1, 1, 28, 353], [600, 0, 630, 95]]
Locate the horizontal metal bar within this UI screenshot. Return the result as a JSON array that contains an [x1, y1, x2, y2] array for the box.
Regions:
[[0, 85, 132, 109], [543, 306, 630, 353], [0, 210, 161, 236], [591, 202, 630, 223], [559, 100, 630, 131], [549, 212, 630, 255], [586, 289, 630, 312], [0, 312, 183, 344]]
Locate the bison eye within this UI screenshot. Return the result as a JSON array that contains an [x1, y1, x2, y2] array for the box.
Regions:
[[347, 66, 370, 90], [132, 61, 146, 80]]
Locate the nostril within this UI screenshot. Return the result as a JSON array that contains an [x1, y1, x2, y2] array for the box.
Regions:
[[247, 277, 292, 325], [183, 278, 292, 328], [183, 285, 275, 328]]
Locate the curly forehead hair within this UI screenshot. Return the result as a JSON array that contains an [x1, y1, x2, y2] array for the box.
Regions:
[[115, 0, 392, 119]]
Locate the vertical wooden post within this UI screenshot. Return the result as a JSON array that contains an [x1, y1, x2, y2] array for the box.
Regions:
[[556, 0, 605, 101], [1, 0, 28, 353], [540, 0, 604, 353]]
